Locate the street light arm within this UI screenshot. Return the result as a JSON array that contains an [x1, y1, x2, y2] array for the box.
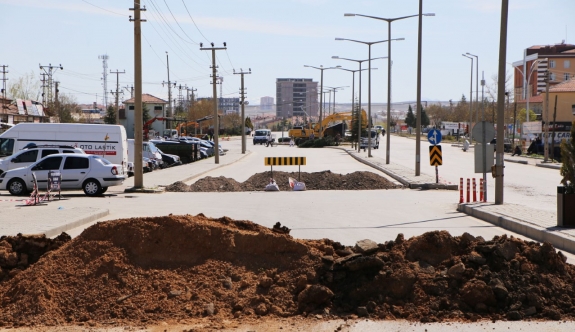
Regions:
[[345, 13, 434, 22]]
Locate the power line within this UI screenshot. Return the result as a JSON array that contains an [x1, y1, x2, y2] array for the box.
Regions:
[[81, 0, 124, 16], [181, 0, 210, 42], [162, 0, 198, 45]]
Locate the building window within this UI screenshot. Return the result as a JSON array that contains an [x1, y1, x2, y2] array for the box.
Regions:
[[129, 105, 134, 110], [565, 60, 571, 69], [549, 60, 556, 68], [154, 106, 163, 111], [565, 73, 570, 81], [550, 72, 556, 81]]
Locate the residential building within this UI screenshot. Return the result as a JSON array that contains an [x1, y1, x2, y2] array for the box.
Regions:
[[542, 77, 575, 143], [0, 96, 49, 125], [513, 43, 575, 115], [122, 94, 168, 138], [275, 78, 318, 119], [260, 96, 274, 110]]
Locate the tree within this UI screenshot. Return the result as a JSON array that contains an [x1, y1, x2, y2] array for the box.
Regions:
[[8, 71, 41, 101], [103, 105, 116, 124], [350, 102, 366, 141], [188, 99, 215, 132], [405, 105, 416, 128], [560, 119, 575, 193], [222, 112, 242, 135], [142, 104, 151, 124], [517, 108, 537, 123], [420, 106, 430, 128], [55, 93, 78, 123], [245, 116, 254, 130]]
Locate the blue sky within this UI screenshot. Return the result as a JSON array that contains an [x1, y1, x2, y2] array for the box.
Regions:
[[1, 0, 573, 107]]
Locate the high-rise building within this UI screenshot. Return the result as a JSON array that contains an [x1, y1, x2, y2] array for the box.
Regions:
[[275, 78, 318, 119], [196, 97, 240, 114], [260, 96, 274, 110]]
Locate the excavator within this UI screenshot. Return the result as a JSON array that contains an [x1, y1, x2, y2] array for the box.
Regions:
[[143, 117, 172, 140], [288, 110, 367, 143], [175, 121, 199, 137]]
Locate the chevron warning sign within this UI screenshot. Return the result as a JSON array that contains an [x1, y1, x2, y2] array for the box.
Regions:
[[265, 156, 306, 166], [429, 145, 442, 166]]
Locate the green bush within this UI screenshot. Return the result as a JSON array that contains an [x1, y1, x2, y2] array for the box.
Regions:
[[277, 137, 291, 143]]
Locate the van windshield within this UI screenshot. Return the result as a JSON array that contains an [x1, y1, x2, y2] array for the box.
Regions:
[[255, 130, 269, 136], [0, 138, 15, 157]]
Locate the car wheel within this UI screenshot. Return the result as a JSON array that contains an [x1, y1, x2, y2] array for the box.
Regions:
[[83, 179, 102, 196], [8, 178, 27, 196], [101, 187, 108, 194]]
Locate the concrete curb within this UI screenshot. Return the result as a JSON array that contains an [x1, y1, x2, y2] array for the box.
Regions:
[[536, 163, 561, 170], [43, 209, 109, 238], [334, 147, 457, 190], [458, 204, 575, 255], [504, 158, 528, 165], [181, 150, 253, 183]]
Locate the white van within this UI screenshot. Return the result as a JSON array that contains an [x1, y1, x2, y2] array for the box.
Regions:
[[0, 123, 128, 173]]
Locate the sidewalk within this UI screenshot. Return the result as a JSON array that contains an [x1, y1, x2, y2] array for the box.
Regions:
[[339, 145, 575, 255]]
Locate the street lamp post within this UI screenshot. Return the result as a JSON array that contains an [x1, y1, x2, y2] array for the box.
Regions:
[[304, 65, 341, 137], [462, 54, 474, 136], [324, 86, 348, 115], [466, 53, 479, 123], [335, 37, 403, 157], [336, 67, 372, 149], [332, 56, 386, 152], [345, 10, 434, 165]]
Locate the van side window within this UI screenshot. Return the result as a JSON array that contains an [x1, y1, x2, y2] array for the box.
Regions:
[[41, 149, 59, 158], [33, 156, 63, 170], [15, 150, 38, 163], [64, 157, 89, 169]]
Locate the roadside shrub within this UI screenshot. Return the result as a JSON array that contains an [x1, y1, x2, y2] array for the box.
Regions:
[[298, 137, 335, 148], [277, 137, 291, 143]]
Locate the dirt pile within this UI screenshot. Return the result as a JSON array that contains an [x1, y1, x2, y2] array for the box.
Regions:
[[0, 233, 71, 282], [166, 171, 401, 192], [1, 215, 575, 328]]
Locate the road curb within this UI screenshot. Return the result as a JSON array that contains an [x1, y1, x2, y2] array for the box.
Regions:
[[536, 163, 561, 170], [180, 150, 253, 183], [504, 158, 528, 165], [457, 204, 575, 255], [43, 209, 110, 238], [334, 147, 457, 190]]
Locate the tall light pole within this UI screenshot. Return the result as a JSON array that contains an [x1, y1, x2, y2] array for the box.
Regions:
[[462, 54, 474, 136], [303, 65, 341, 137], [333, 56, 386, 152], [466, 52, 479, 123], [200, 42, 227, 164], [336, 37, 403, 157], [335, 67, 371, 148], [324, 86, 348, 115], [234, 68, 251, 154], [512, 58, 545, 143], [345, 11, 434, 164]]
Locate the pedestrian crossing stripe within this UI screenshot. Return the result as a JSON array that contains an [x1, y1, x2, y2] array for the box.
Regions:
[[429, 145, 442, 166], [264, 157, 306, 166]]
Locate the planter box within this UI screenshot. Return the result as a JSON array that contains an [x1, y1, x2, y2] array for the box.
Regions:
[[557, 186, 575, 227]]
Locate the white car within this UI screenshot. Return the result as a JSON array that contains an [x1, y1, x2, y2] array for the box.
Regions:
[[0, 144, 84, 175], [0, 153, 125, 197]]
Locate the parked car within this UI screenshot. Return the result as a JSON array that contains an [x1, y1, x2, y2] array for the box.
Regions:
[[253, 129, 271, 145], [202, 140, 225, 155], [489, 138, 512, 153], [126, 158, 155, 177], [157, 148, 181, 166], [0, 154, 125, 196], [0, 144, 84, 175]]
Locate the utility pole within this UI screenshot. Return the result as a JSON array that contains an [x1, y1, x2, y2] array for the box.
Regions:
[[54, 81, 60, 121], [200, 42, 227, 164], [40, 73, 47, 107], [99, 55, 109, 109], [494, 0, 509, 205], [0, 65, 7, 114], [544, 70, 550, 162], [124, 85, 134, 98], [234, 68, 251, 154], [129, 1, 146, 189], [39, 63, 63, 106], [187, 87, 197, 133], [110, 69, 125, 124], [163, 52, 176, 119]]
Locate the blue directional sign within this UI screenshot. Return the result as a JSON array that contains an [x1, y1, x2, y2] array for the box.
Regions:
[[427, 129, 442, 145]]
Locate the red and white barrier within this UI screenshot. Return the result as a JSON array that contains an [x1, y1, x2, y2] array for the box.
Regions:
[[472, 178, 477, 202], [466, 178, 470, 203], [480, 178, 484, 202], [459, 178, 464, 203]]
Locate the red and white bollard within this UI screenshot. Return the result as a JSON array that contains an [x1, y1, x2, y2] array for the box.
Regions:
[[459, 178, 464, 203], [466, 178, 470, 203], [480, 178, 484, 202], [472, 178, 477, 202]]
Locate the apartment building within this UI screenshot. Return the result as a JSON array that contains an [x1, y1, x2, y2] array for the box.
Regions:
[[275, 78, 318, 119]]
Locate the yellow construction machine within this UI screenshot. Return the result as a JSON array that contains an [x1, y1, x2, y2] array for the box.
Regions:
[[288, 110, 367, 142]]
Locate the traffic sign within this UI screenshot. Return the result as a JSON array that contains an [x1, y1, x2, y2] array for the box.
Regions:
[[472, 121, 495, 143], [429, 145, 442, 166], [427, 129, 442, 145]]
